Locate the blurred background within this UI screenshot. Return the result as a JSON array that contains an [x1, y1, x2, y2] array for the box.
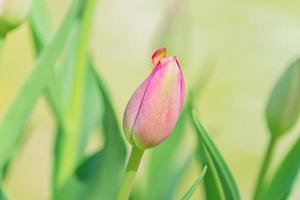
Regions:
[[1, 0, 300, 199]]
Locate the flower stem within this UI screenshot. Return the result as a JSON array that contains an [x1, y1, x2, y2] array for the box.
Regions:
[[117, 146, 144, 200], [252, 138, 277, 200]]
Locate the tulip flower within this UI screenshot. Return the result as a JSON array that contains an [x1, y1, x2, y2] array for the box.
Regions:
[[0, 0, 31, 36], [117, 48, 185, 200], [123, 47, 185, 149]]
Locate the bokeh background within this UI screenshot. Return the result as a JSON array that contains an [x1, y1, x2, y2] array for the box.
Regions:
[[1, 0, 300, 199]]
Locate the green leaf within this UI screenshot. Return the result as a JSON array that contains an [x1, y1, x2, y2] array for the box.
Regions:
[[191, 110, 240, 200], [181, 166, 207, 200], [145, 106, 189, 200], [29, 0, 66, 125], [30, 0, 122, 198], [30, 0, 102, 192], [55, 65, 127, 200], [76, 151, 103, 182], [54, 149, 103, 200], [266, 59, 300, 138], [0, 187, 9, 200], [55, 0, 99, 187], [29, 0, 52, 54], [262, 135, 300, 200], [86, 65, 127, 199], [195, 132, 223, 200], [188, 99, 223, 200], [0, 0, 83, 177], [53, 22, 102, 188]]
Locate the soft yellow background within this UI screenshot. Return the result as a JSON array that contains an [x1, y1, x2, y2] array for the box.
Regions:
[[1, 0, 300, 199]]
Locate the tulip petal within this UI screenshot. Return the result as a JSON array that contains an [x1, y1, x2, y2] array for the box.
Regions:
[[132, 57, 183, 149], [123, 76, 151, 143]]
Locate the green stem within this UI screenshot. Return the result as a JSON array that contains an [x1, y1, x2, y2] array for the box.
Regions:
[[117, 146, 144, 200], [56, 0, 98, 187], [252, 138, 277, 200]]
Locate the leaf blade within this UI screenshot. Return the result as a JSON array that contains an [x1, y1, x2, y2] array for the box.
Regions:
[[181, 166, 207, 200], [86, 65, 128, 200], [0, 0, 83, 176], [191, 110, 240, 200], [262, 136, 300, 200], [196, 136, 223, 200], [55, 65, 127, 200]]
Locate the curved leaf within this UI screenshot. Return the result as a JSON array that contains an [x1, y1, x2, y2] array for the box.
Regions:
[[196, 135, 223, 200], [55, 65, 127, 200], [181, 166, 207, 200], [0, 0, 83, 177], [85, 65, 128, 200], [262, 135, 300, 200], [191, 110, 240, 200]]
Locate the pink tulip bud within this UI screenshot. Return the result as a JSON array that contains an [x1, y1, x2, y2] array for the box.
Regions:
[[123, 48, 185, 149]]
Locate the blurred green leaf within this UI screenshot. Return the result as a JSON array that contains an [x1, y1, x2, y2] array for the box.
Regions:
[[181, 166, 207, 200], [29, 0, 52, 53], [76, 151, 103, 182], [87, 65, 127, 199], [54, 149, 103, 200], [53, 64, 101, 194], [55, 0, 99, 187], [191, 110, 240, 200], [0, 187, 8, 200], [262, 135, 300, 200], [266, 59, 300, 138], [30, 0, 102, 192], [0, 0, 83, 177], [30, 0, 121, 198], [56, 65, 127, 200], [29, 0, 65, 125]]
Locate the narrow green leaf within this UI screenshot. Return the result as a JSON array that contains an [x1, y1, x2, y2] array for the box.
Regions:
[[29, 0, 65, 125], [30, 1, 121, 199], [181, 166, 207, 200], [56, 0, 98, 186], [0, 0, 83, 176], [195, 132, 223, 200], [55, 65, 127, 200], [52, 23, 102, 190], [262, 135, 300, 200], [188, 98, 223, 200], [191, 110, 240, 200], [29, 0, 86, 196], [266, 59, 300, 138], [86, 65, 127, 200], [52, 68, 101, 197], [155, 153, 194, 200]]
